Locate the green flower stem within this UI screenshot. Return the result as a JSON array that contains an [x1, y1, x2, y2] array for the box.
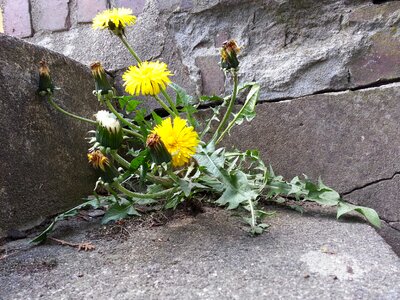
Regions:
[[47, 95, 96, 125], [110, 150, 130, 169], [161, 89, 179, 116], [112, 181, 175, 199], [104, 96, 142, 139], [110, 151, 173, 187], [119, 35, 142, 64], [48, 95, 138, 137], [214, 71, 239, 144], [118, 35, 177, 118], [154, 94, 176, 117]]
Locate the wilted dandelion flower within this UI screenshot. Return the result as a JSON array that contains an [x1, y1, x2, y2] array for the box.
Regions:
[[153, 117, 199, 167], [90, 61, 113, 95], [146, 133, 172, 165], [220, 39, 241, 71], [92, 8, 136, 35], [38, 60, 54, 95], [87, 150, 110, 171], [122, 61, 172, 96]]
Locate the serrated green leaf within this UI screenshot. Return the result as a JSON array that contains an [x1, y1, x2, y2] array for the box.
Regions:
[[304, 181, 340, 206], [129, 149, 149, 172], [102, 203, 136, 224], [170, 82, 194, 106], [126, 100, 141, 113], [194, 146, 258, 210], [117, 95, 134, 109]]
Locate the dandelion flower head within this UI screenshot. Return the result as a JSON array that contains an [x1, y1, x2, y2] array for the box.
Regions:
[[92, 8, 136, 33], [152, 117, 199, 167], [122, 61, 172, 96]]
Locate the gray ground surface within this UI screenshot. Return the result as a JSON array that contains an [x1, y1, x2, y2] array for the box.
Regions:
[[1, 206, 399, 300]]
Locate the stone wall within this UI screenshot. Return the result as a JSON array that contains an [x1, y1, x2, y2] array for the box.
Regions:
[[1, 0, 400, 252], [0, 34, 100, 237]]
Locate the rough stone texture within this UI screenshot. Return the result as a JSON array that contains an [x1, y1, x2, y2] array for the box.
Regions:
[[24, 1, 400, 100], [32, 0, 70, 32], [0, 206, 399, 299], [77, 0, 108, 23], [195, 55, 225, 95], [28, 2, 164, 70], [0, 34, 100, 237], [348, 31, 400, 87], [165, 0, 400, 100], [2, 0, 32, 38]]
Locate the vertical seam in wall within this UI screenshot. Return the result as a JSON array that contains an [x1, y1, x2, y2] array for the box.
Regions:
[[27, 0, 34, 37], [65, 0, 73, 30]]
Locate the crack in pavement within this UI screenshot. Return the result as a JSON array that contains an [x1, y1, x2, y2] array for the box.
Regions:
[[341, 172, 400, 197]]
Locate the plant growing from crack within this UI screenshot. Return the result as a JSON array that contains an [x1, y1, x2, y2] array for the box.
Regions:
[[32, 7, 381, 243]]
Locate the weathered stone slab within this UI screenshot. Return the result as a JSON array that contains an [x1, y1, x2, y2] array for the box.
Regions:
[[0, 207, 399, 298], [0, 34, 100, 237], [201, 83, 400, 252]]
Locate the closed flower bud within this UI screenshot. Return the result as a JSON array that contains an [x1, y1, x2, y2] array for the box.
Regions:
[[146, 133, 172, 165], [38, 60, 54, 95], [87, 150, 118, 183], [220, 40, 240, 71], [95, 110, 123, 150], [90, 62, 113, 95]]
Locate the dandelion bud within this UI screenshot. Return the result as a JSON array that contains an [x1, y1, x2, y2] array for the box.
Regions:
[[38, 60, 54, 95], [220, 40, 240, 71], [90, 62, 113, 95], [95, 110, 123, 150], [87, 150, 118, 183], [146, 133, 172, 165]]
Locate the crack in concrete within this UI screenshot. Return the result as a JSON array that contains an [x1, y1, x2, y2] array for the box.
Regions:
[[256, 77, 400, 105], [382, 219, 400, 232], [342, 172, 400, 198]]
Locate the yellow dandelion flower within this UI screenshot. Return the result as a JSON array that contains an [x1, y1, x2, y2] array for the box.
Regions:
[[122, 61, 172, 96], [153, 117, 199, 167], [92, 8, 136, 35]]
